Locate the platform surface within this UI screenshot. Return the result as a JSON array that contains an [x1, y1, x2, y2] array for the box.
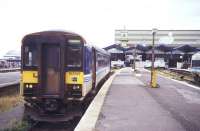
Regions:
[[0, 72, 20, 88], [95, 68, 184, 131]]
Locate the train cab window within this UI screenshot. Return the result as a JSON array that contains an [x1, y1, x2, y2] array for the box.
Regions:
[[66, 39, 82, 68], [192, 60, 200, 67], [24, 45, 38, 67]]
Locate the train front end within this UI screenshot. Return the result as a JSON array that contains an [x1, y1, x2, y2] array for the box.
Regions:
[[21, 31, 85, 121]]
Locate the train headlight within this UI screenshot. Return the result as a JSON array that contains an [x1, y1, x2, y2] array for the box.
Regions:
[[72, 85, 80, 90], [24, 84, 35, 88], [29, 84, 33, 88]]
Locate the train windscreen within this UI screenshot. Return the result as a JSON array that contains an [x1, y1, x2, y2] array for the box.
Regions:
[[23, 45, 38, 67], [192, 60, 200, 67], [66, 39, 82, 68]]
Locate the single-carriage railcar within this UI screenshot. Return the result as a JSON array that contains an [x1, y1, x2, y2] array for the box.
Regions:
[[21, 31, 110, 121]]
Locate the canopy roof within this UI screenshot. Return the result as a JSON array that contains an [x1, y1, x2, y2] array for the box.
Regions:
[[104, 44, 125, 51], [174, 45, 199, 53], [104, 44, 200, 54], [155, 44, 173, 52], [125, 45, 150, 52]]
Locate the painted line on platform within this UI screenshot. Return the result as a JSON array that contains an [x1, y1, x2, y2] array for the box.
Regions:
[[75, 69, 121, 131], [143, 68, 200, 91]]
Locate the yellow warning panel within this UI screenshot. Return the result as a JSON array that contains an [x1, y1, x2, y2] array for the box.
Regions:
[[22, 71, 38, 83], [65, 72, 83, 84]]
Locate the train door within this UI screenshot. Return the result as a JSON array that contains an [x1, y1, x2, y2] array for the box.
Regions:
[[92, 47, 96, 89], [42, 44, 61, 95]]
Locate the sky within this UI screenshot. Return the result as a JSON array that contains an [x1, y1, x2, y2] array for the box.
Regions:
[[0, 0, 200, 57]]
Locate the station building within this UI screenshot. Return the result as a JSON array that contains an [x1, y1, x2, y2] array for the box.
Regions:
[[115, 29, 200, 45], [105, 29, 200, 68]]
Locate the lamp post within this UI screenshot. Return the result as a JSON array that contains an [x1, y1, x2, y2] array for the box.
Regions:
[[151, 28, 158, 87]]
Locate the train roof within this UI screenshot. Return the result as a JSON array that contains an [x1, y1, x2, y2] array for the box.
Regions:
[[22, 31, 109, 55], [22, 30, 87, 44], [27, 30, 80, 36], [192, 52, 200, 60], [93, 46, 110, 56]]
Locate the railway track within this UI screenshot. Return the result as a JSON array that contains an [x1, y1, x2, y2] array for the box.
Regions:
[[158, 68, 200, 86], [0, 71, 20, 93], [28, 118, 81, 131], [26, 99, 90, 131], [0, 83, 20, 97]]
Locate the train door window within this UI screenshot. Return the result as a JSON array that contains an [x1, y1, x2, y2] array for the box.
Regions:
[[24, 45, 38, 67], [66, 39, 82, 68]]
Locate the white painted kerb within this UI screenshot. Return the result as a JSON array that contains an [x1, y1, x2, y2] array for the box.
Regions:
[[74, 70, 120, 131]]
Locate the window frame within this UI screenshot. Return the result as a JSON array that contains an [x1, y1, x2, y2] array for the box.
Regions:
[[65, 38, 84, 70], [22, 44, 39, 69]]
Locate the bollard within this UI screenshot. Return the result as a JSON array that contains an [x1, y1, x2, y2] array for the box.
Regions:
[[151, 70, 157, 88]]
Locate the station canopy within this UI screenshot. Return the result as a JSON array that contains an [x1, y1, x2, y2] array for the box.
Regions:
[[155, 44, 173, 52], [104, 44, 125, 52], [136, 44, 150, 52], [174, 44, 199, 53], [125, 44, 150, 52]]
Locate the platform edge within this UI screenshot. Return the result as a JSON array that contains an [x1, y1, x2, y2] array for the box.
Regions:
[[74, 70, 120, 131]]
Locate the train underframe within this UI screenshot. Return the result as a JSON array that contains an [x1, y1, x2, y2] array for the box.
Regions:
[[23, 97, 88, 122], [23, 74, 110, 122]]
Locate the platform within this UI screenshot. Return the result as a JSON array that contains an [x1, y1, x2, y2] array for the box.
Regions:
[[0, 72, 20, 88], [95, 68, 184, 131], [76, 68, 200, 131]]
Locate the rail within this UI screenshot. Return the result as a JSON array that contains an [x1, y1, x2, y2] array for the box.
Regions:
[[168, 68, 193, 76], [165, 68, 200, 84]]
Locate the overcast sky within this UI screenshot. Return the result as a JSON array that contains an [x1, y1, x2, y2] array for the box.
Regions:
[[0, 0, 200, 57]]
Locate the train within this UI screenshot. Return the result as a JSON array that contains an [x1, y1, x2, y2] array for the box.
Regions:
[[20, 31, 111, 121], [191, 52, 200, 83]]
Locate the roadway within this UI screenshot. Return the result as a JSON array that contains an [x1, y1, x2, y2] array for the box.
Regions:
[[0, 72, 20, 88]]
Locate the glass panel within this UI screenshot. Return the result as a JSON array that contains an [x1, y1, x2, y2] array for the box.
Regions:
[[24, 45, 38, 66], [192, 60, 200, 67], [66, 42, 82, 68], [43, 44, 60, 95]]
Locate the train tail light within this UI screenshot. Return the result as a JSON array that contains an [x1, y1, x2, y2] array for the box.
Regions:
[[67, 84, 82, 98]]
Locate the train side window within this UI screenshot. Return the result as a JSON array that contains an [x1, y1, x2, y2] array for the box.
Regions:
[[24, 45, 38, 67]]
